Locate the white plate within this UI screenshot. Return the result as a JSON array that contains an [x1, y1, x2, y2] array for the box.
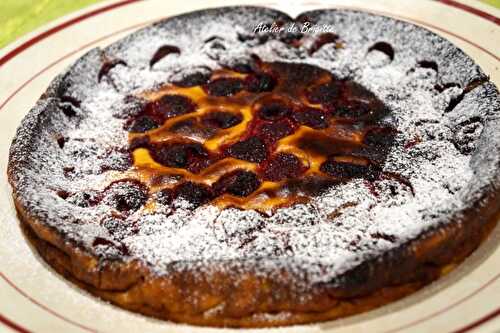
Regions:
[[0, 0, 499, 332]]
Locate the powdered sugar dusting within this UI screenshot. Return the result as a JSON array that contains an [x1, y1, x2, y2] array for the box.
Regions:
[[8, 7, 500, 292]]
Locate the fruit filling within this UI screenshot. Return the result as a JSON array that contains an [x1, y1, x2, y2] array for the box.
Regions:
[[125, 60, 395, 211]]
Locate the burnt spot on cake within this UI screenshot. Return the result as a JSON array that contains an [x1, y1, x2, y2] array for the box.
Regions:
[[359, 126, 397, 163], [333, 100, 380, 120], [175, 182, 213, 206], [367, 41, 394, 61], [172, 70, 211, 87], [98, 58, 127, 82], [125, 115, 161, 133], [226, 137, 267, 163], [292, 107, 328, 129], [204, 78, 245, 96], [307, 81, 341, 106], [363, 127, 397, 149], [246, 73, 276, 93], [257, 101, 292, 120], [149, 45, 180, 68], [201, 111, 242, 129], [261, 153, 307, 181], [213, 170, 261, 197], [103, 180, 148, 213], [309, 33, 340, 55], [149, 94, 197, 121]]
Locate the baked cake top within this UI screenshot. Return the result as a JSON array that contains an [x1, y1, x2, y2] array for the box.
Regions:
[[8, 7, 500, 291]]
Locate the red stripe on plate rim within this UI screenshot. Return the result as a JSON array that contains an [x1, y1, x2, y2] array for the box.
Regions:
[[0, 312, 31, 333], [437, 0, 500, 25]]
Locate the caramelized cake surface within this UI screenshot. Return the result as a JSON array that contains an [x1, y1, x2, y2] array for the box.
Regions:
[[7, 7, 500, 327], [128, 60, 396, 212]]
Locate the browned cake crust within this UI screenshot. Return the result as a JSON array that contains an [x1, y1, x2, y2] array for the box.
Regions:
[[16, 190, 500, 327], [7, 6, 500, 327]]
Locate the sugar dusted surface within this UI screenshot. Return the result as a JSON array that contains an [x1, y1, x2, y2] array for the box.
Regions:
[[8, 7, 500, 289]]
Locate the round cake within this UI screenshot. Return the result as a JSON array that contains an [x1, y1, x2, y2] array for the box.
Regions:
[[7, 6, 500, 327]]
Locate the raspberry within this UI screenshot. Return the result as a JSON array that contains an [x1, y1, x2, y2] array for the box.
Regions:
[[149, 94, 197, 121], [213, 170, 261, 197], [173, 71, 211, 87], [257, 101, 291, 120], [126, 115, 160, 133], [226, 137, 267, 163], [150, 142, 210, 173], [257, 119, 295, 143], [205, 78, 245, 96], [202, 111, 242, 129], [103, 180, 148, 213], [261, 153, 306, 181], [292, 107, 328, 129], [175, 182, 213, 206]]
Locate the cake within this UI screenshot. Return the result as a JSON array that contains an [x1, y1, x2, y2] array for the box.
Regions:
[[7, 6, 500, 327]]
